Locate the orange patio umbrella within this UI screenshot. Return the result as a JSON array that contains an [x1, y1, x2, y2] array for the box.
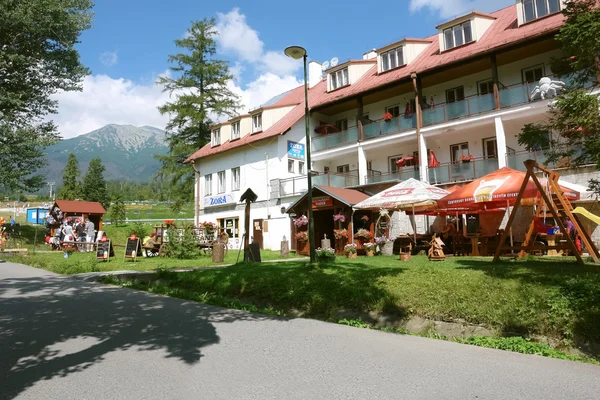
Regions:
[[437, 167, 580, 211]]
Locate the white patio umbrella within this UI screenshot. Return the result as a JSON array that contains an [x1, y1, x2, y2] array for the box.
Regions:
[[353, 178, 450, 242]]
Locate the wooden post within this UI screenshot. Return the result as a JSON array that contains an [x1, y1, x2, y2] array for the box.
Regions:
[[491, 54, 500, 110], [240, 188, 258, 261]]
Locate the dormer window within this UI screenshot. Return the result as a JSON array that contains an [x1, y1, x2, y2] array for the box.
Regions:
[[381, 46, 404, 72], [211, 128, 220, 146], [252, 113, 262, 133], [443, 20, 473, 50], [522, 0, 561, 23], [231, 121, 240, 140], [330, 68, 349, 90]]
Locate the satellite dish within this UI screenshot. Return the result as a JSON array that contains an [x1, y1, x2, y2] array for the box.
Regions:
[[330, 57, 339, 67], [321, 61, 330, 71]]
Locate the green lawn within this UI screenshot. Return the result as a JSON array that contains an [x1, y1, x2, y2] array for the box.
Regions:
[[104, 255, 600, 355], [2, 248, 292, 275], [124, 204, 194, 220]]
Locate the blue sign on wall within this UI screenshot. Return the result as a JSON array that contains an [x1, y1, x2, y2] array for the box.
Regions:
[[287, 141, 305, 160]]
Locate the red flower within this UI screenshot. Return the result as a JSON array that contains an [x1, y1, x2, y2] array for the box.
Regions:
[[382, 112, 393, 121]]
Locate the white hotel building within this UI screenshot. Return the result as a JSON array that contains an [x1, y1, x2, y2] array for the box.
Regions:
[[186, 1, 599, 251]]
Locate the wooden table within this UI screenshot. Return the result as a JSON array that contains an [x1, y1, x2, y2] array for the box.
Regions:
[[467, 235, 480, 256], [546, 233, 563, 256]]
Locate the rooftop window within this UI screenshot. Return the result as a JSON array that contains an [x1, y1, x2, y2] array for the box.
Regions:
[[522, 0, 561, 23], [329, 67, 349, 91], [380, 46, 405, 72], [211, 128, 220, 146], [443, 20, 473, 51]]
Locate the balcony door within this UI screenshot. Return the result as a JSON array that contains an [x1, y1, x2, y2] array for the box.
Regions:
[[446, 86, 466, 119], [450, 142, 470, 163], [483, 137, 498, 159]]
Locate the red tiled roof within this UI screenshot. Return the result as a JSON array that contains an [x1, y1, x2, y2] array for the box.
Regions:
[[54, 200, 107, 215], [187, 5, 565, 162], [286, 185, 370, 213]]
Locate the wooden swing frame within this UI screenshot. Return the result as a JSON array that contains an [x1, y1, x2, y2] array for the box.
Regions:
[[493, 160, 599, 265]]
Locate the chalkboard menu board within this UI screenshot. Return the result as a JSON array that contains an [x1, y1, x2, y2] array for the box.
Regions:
[[96, 240, 112, 261], [466, 215, 480, 236], [125, 238, 141, 258]]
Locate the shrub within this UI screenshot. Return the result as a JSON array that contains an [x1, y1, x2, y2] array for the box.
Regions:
[[316, 247, 335, 262], [127, 222, 149, 238], [161, 228, 202, 259]]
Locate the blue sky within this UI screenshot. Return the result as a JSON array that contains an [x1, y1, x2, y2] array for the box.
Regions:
[[54, 0, 512, 138]]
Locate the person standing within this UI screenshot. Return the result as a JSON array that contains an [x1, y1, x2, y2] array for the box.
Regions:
[[85, 218, 95, 252], [75, 219, 86, 251]]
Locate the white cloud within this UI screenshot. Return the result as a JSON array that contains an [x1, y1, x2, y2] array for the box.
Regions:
[[99, 51, 118, 67], [215, 8, 302, 76], [409, 0, 513, 18], [52, 8, 303, 139]]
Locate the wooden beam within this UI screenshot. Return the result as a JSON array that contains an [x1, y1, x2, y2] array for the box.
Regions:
[[493, 169, 533, 262], [491, 54, 500, 110]]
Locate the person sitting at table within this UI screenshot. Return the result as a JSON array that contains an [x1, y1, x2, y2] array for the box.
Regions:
[[441, 218, 457, 243]]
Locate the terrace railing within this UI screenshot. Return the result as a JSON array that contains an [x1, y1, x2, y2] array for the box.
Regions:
[[365, 167, 419, 185], [428, 157, 499, 185]]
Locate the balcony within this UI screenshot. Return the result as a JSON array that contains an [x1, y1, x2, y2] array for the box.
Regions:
[[362, 116, 417, 139], [428, 157, 499, 184], [365, 167, 419, 185], [271, 170, 360, 198], [312, 127, 359, 152]]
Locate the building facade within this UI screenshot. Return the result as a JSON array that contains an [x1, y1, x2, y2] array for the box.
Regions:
[[187, 1, 599, 250]]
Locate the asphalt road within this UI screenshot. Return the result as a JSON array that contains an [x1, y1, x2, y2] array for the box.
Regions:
[[1, 262, 599, 400]]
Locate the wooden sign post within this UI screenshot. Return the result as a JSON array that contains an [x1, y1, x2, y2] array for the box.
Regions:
[[239, 188, 258, 263], [125, 236, 141, 262], [96, 240, 111, 262]]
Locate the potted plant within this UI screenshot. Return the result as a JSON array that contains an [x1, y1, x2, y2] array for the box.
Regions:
[[344, 243, 358, 258], [460, 154, 474, 163], [333, 213, 346, 223], [295, 231, 309, 242], [294, 215, 308, 227], [355, 228, 373, 241], [333, 228, 348, 240], [316, 247, 336, 262], [382, 112, 393, 122], [376, 236, 395, 256], [364, 242, 377, 257], [165, 219, 175, 228]]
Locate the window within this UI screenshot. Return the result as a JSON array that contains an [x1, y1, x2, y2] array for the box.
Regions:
[[523, 0, 561, 23], [298, 161, 305, 174], [337, 164, 350, 173], [218, 217, 240, 239], [204, 174, 212, 196], [483, 138, 498, 159], [443, 20, 473, 50], [217, 171, 226, 193], [389, 155, 403, 173], [231, 167, 240, 191], [478, 80, 494, 96], [252, 113, 262, 133], [231, 121, 240, 140], [330, 67, 349, 90], [450, 143, 470, 163], [335, 119, 348, 131], [211, 128, 221, 146], [446, 86, 465, 104], [522, 65, 544, 84], [381, 46, 404, 72], [324, 166, 330, 173], [386, 105, 401, 118], [288, 160, 294, 173]]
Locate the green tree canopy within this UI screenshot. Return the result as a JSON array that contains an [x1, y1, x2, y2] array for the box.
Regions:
[[109, 193, 126, 227], [518, 1, 600, 192], [82, 158, 109, 208], [156, 18, 240, 210], [58, 153, 81, 200], [0, 0, 93, 191]]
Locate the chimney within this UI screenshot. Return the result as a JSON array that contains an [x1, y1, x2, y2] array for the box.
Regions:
[[362, 49, 377, 60], [308, 61, 323, 89]]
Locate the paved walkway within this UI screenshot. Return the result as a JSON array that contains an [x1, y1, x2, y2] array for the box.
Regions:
[[1, 261, 599, 400]]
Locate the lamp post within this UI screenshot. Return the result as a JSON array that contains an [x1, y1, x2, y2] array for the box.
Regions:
[[284, 45, 315, 264]]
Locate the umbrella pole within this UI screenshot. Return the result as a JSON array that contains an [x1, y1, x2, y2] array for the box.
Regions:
[[507, 199, 514, 255], [412, 203, 417, 244]]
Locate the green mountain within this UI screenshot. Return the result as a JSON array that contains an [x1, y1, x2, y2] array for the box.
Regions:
[[45, 124, 168, 183]]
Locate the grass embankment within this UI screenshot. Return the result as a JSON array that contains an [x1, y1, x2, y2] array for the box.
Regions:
[[106, 255, 600, 362], [2, 248, 290, 274], [124, 204, 194, 220]]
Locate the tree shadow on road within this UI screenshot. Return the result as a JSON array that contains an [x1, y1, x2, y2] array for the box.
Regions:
[[0, 273, 279, 399]]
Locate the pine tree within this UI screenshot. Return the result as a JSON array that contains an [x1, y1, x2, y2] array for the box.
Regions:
[[58, 153, 81, 200], [156, 18, 240, 210], [109, 193, 126, 227], [82, 158, 109, 208]]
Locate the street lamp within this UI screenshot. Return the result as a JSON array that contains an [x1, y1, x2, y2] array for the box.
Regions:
[[285, 45, 315, 264]]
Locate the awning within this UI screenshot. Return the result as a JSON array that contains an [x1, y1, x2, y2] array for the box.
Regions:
[[437, 167, 580, 211], [353, 178, 450, 210]]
